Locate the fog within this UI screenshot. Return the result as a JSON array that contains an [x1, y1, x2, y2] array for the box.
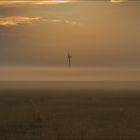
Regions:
[[0, 66, 140, 82]]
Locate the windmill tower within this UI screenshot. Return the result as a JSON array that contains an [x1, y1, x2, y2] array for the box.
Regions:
[[67, 51, 72, 67]]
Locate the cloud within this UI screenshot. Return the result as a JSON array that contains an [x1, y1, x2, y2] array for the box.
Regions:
[[64, 20, 80, 25], [51, 19, 62, 23], [44, 18, 81, 25], [0, 16, 41, 26], [110, 0, 128, 3], [0, 16, 80, 27], [0, 0, 71, 6]]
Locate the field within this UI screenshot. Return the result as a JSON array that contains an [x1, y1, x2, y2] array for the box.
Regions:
[[0, 87, 140, 139]]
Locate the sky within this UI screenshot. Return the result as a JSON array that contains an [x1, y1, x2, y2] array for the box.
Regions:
[[0, 0, 139, 67]]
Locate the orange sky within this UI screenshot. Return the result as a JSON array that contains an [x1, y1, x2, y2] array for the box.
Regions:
[[0, 0, 139, 67]]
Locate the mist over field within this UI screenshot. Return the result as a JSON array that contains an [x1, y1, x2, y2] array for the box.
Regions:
[[0, 66, 140, 82], [0, 66, 139, 90]]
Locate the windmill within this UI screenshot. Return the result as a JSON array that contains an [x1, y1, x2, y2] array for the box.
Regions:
[[67, 51, 72, 67]]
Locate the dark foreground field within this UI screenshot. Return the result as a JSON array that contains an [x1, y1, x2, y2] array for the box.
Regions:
[[0, 89, 140, 140]]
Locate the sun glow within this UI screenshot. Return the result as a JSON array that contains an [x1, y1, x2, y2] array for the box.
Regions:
[[110, 0, 128, 3], [0, 0, 72, 5]]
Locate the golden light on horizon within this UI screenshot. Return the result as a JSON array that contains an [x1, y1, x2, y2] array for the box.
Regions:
[[110, 0, 128, 3], [0, 0, 72, 5]]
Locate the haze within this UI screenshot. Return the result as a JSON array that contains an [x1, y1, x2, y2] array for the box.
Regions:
[[0, 0, 140, 81]]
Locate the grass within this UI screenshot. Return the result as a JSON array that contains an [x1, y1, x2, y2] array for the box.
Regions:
[[0, 89, 140, 139]]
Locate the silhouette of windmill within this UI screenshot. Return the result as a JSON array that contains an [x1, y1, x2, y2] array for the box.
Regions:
[[67, 51, 72, 67]]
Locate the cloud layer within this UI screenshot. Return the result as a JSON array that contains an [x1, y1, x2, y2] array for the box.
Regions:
[[0, 0, 128, 6], [0, 16, 41, 26], [44, 18, 81, 25], [0, 16, 80, 27]]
